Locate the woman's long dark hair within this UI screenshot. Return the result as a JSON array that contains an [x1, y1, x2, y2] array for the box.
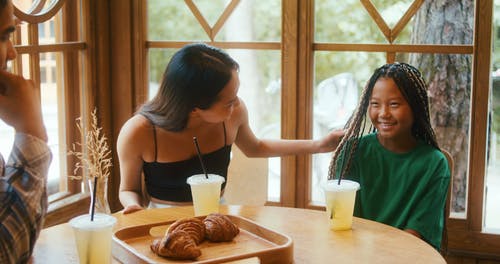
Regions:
[[139, 43, 239, 131], [328, 62, 440, 180]]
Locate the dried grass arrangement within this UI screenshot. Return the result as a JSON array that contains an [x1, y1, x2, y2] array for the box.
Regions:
[[68, 108, 112, 213]]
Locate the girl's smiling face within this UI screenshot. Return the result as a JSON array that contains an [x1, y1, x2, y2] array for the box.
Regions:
[[369, 77, 415, 150]]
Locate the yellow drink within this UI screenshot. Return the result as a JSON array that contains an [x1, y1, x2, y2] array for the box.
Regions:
[[323, 180, 360, 230], [187, 174, 225, 216], [69, 214, 116, 264]]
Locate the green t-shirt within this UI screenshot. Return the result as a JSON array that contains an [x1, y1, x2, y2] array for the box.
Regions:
[[340, 133, 450, 250]]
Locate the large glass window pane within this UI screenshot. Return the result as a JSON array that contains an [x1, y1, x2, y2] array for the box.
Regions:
[[315, 0, 387, 43], [371, 0, 413, 27], [0, 52, 64, 196], [39, 20, 56, 44], [7, 2, 85, 199], [148, 49, 176, 99], [147, 0, 209, 41], [215, 0, 281, 42], [371, 0, 415, 44], [485, 0, 500, 232], [226, 49, 281, 202], [316, 0, 472, 45], [41, 52, 63, 195], [192, 0, 229, 27], [148, 0, 281, 42]]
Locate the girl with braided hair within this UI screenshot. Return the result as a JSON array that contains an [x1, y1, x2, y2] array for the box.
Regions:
[[328, 62, 450, 250]]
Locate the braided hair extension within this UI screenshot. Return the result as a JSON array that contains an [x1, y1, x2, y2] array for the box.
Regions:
[[328, 62, 440, 181]]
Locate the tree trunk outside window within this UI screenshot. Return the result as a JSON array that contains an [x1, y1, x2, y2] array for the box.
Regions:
[[409, 0, 474, 212]]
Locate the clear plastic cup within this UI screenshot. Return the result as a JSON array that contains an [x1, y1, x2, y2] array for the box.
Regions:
[[322, 180, 360, 230], [69, 213, 117, 264], [187, 174, 225, 216]]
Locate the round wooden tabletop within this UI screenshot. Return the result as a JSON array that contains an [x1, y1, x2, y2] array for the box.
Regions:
[[31, 205, 446, 264]]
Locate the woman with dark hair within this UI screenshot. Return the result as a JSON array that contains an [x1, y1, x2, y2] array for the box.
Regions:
[[117, 43, 344, 214], [328, 62, 450, 250]]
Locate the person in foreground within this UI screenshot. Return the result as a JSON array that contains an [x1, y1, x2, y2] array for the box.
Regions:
[[117, 43, 344, 214], [0, 0, 52, 263], [328, 62, 450, 250]]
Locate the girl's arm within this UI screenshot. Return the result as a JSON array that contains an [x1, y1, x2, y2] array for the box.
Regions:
[[117, 116, 148, 214], [234, 100, 344, 157]]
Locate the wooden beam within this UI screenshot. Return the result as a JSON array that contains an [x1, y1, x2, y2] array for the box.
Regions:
[[146, 41, 281, 50], [313, 43, 473, 54]]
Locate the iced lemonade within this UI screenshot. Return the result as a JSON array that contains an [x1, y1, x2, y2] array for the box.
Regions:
[[323, 180, 360, 230], [69, 213, 116, 264], [187, 174, 225, 216]]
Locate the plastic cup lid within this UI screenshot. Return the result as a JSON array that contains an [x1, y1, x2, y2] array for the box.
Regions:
[[322, 179, 360, 192], [187, 174, 225, 185], [69, 213, 116, 230]]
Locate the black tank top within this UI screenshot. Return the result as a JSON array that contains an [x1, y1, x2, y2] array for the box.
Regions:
[[143, 123, 231, 202]]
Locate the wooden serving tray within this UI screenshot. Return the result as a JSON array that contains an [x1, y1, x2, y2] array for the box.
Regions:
[[112, 215, 293, 263]]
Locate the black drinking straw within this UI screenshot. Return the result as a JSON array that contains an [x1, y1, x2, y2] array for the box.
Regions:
[[90, 176, 97, 221], [193, 137, 209, 179]]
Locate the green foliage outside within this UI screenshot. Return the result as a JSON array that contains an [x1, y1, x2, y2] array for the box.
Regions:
[[315, 0, 413, 101], [147, 0, 413, 105], [147, 0, 282, 133], [146, 0, 496, 137], [147, 0, 281, 85]]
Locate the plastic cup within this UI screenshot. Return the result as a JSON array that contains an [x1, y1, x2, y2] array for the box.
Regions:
[[187, 174, 225, 216], [69, 213, 117, 264], [322, 180, 360, 231]]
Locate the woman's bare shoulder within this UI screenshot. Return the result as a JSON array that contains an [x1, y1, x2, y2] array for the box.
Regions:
[[222, 99, 249, 143], [229, 98, 248, 125], [118, 114, 154, 141]]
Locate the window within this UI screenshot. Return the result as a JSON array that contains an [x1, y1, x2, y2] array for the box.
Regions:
[[310, 0, 499, 256], [146, 0, 283, 205], [6, 0, 97, 225], [486, 0, 500, 233]]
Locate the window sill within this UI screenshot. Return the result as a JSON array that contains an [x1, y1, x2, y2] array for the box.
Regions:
[[44, 193, 90, 228]]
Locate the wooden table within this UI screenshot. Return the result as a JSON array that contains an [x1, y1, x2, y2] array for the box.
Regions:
[[31, 205, 446, 263]]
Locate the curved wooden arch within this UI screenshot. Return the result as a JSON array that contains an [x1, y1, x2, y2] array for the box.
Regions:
[[13, 0, 66, 24], [29, 0, 48, 15]]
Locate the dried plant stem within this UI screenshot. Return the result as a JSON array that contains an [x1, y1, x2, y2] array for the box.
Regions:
[[68, 108, 112, 213]]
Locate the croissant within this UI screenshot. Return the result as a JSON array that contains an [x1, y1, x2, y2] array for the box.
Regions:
[[167, 217, 205, 244], [150, 230, 202, 260], [203, 213, 240, 242]]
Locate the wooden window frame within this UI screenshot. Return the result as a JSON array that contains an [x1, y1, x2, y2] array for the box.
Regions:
[[11, 0, 91, 226], [9, 0, 121, 227]]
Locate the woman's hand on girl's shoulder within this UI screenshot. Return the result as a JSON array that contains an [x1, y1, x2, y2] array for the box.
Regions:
[[318, 129, 345, 153]]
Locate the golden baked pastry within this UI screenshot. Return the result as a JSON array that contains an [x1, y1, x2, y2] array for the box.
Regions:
[[150, 230, 202, 260], [203, 213, 240, 242], [167, 217, 205, 244]]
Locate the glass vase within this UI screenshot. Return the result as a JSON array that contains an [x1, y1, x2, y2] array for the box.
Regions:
[[88, 177, 111, 215]]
